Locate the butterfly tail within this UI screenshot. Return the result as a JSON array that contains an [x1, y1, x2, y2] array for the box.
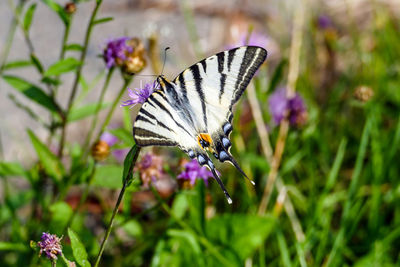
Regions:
[[210, 167, 233, 204], [225, 155, 255, 186]]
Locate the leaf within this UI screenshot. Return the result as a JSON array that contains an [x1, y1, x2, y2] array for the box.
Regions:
[[68, 102, 111, 122], [123, 145, 140, 185], [30, 54, 44, 73], [49, 202, 73, 233], [122, 220, 143, 237], [27, 130, 64, 181], [68, 229, 91, 267], [93, 17, 113, 25], [65, 43, 84, 51], [0, 162, 26, 177], [108, 128, 134, 146], [206, 214, 275, 261], [44, 57, 81, 77], [2, 75, 58, 112], [0, 242, 28, 252], [171, 193, 189, 220], [23, 3, 37, 31], [268, 58, 288, 92], [2, 60, 32, 70], [41, 0, 69, 25], [92, 165, 122, 189]]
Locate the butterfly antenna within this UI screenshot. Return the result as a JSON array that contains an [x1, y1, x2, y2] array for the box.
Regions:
[[160, 47, 170, 76]]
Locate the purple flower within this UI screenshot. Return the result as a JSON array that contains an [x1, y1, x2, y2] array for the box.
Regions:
[[178, 159, 213, 185], [318, 15, 333, 30], [100, 132, 118, 147], [112, 148, 129, 163], [121, 82, 156, 107], [268, 88, 307, 127], [37, 232, 62, 260], [103, 37, 133, 68], [135, 152, 164, 186]]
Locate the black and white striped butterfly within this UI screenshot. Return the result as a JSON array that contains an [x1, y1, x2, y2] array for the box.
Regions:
[[133, 46, 267, 203]]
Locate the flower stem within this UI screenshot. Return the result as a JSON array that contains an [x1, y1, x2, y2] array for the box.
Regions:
[[58, 0, 103, 158], [82, 68, 115, 154], [94, 76, 133, 142], [93, 146, 141, 267]]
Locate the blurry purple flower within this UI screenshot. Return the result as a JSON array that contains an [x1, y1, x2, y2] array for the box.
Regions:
[[100, 132, 118, 147], [268, 88, 307, 127], [121, 82, 156, 107], [103, 37, 133, 68], [37, 232, 62, 260], [135, 152, 164, 186], [112, 148, 129, 163], [318, 15, 333, 30], [178, 159, 213, 186], [241, 31, 270, 48]]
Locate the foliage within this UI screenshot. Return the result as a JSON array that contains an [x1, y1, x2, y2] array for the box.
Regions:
[[0, 0, 399, 266]]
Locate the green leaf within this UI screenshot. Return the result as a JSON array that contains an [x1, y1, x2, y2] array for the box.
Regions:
[[68, 102, 111, 122], [122, 219, 143, 237], [268, 58, 288, 93], [2, 60, 32, 70], [49, 202, 72, 233], [93, 165, 122, 189], [207, 214, 275, 261], [93, 17, 113, 25], [44, 57, 81, 77], [171, 193, 189, 220], [30, 54, 44, 73], [27, 130, 64, 181], [123, 145, 140, 185], [2, 75, 59, 112], [65, 43, 84, 51], [0, 242, 28, 252], [23, 3, 37, 31], [41, 0, 69, 25], [0, 162, 26, 177], [108, 128, 134, 146], [68, 229, 91, 267]]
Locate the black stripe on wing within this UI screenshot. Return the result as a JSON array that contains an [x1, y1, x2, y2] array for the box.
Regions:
[[190, 64, 208, 128], [133, 127, 177, 147], [231, 46, 267, 108]]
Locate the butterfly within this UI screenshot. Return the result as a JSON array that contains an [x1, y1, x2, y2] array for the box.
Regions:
[[133, 46, 268, 203]]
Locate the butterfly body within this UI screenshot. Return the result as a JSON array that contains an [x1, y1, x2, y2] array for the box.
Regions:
[[133, 46, 267, 203]]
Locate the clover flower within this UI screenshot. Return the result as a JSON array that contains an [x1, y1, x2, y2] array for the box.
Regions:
[[135, 152, 164, 186], [178, 159, 213, 186], [37, 232, 63, 260], [268, 88, 308, 127], [103, 37, 146, 73], [121, 82, 156, 107]]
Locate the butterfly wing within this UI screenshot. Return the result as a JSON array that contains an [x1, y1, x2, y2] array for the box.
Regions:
[[173, 46, 267, 168]]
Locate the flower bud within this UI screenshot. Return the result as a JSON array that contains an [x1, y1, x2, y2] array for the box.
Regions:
[[354, 85, 374, 103], [91, 140, 110, 161], [64, 2, 76, 15]]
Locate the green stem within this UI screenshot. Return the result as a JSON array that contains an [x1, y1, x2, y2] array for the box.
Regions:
[[58, 0, 103, 158], [94, 146, 141, 267], [82, 68, 114, 154], [62, 162, 98, 234], [94, 76, 133, 142]]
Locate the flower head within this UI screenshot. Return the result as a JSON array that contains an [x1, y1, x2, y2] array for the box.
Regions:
[[354, 85, 374, 102], [317, 15, 333, 30], [178, 159, 213, 186], [37, 232, 62, 260], [103, 37, 146, 73], [103, 37, 133, 69], [268, 88, 307, 127], [100, 132, 118, 147], [135, 152, 164, 186], [121, 82, 156, 107]]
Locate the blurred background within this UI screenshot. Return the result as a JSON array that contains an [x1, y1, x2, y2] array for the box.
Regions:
[[1, 0, 400, 266]]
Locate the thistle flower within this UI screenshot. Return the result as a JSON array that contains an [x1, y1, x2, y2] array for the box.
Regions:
[[37, 232, 62, 260], [121, 82, 156, 107], [103, 37, 146, 73], [177, 159, 213, 186], [135, 152, 164, 186], [268, 88, 308, 127]]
